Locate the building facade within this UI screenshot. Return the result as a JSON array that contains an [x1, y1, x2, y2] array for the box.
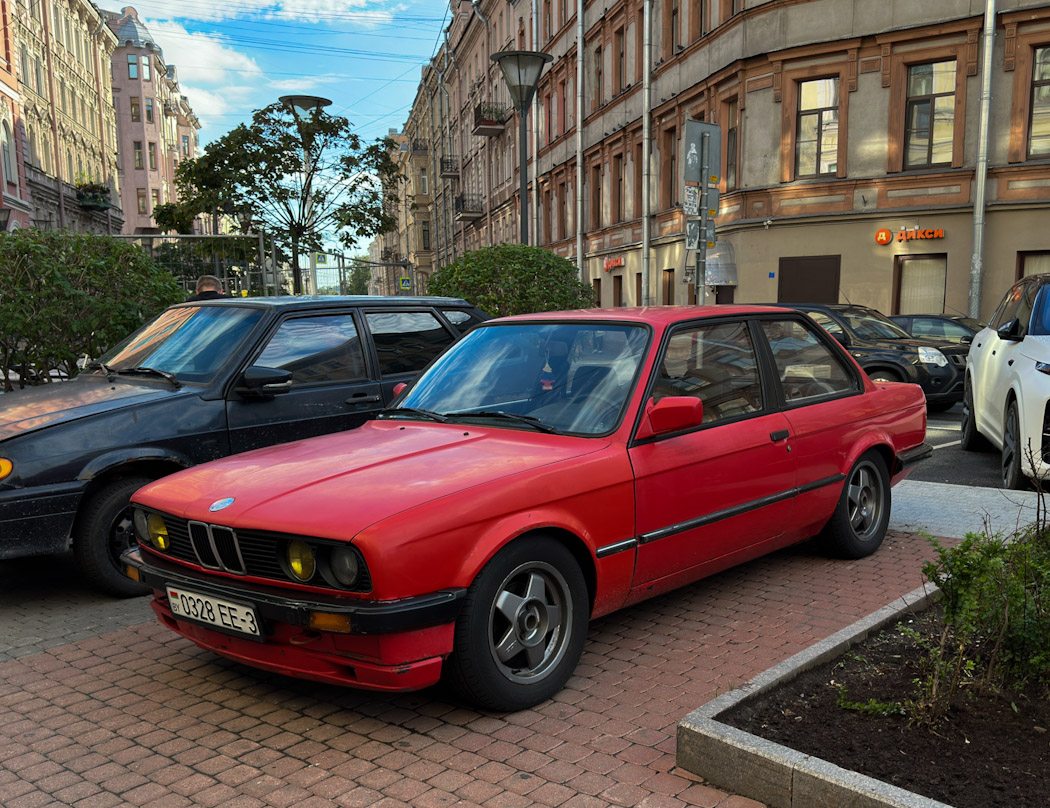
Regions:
[[12, 0, 122, 232], [1, 0, 32, 230], [105, 6, 200, 235], [388, 0, 1050, 321]]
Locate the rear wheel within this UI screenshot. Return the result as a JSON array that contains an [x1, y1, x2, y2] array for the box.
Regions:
[[73, 477, 152, 597], [1002, 401, 1027, 490], [819, 452, 890, 559], [445, 536, 589, 711]]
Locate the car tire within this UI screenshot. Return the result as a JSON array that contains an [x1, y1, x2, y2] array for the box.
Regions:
[[819, 452, 891, 559], [73, 477, 152, 598], [1002, 400, 1027, 490], [445, 536, 589, 711], [867, 369, 902, 384], [959, 376, 989, 452]]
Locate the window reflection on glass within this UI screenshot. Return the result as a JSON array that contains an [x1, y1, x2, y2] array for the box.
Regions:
[[762, 320, 857, 403], [1031, 47, 1050, 158], [905, 61, 955, 168], [257, 316, 367, 384], [366, 312, 454, 376], [796, 78, 839, 177]]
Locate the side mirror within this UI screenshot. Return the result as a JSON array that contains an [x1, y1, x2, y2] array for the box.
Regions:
[[239, 366, 293, 395], [392, 382, 408, 398], [831, 331, 850, 347], [961, 334, 973, 345], [639, 396, 704, 438], [997, 318, 1024, 342]]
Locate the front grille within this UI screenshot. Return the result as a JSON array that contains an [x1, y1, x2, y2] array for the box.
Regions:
[[148, 511, 371, 592]]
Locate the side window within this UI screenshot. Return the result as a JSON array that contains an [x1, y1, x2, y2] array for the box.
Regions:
[[910, 317, 947, 340], [256, 314, 367, 385], [990, 284, 1025, 330], [439, 308, 484, 335], [761, 319, 859, 403], [1015, 281, 1040, 334], [366, 311, 455, 376], [652, 320, 763, 424], [804, 310, 845, 339]]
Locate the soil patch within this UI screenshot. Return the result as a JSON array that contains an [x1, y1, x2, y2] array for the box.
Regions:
[[722, 605, 1050, 808]]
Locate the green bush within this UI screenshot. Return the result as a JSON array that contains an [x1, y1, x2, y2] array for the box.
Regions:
[[0, 230, 184, 391], [427, 243, 595, 318]]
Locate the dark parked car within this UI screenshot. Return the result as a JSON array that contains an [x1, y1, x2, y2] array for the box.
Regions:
[[0, 296, 487, 596], [890, 313, 985, 345], [768, 304, 967, 411]]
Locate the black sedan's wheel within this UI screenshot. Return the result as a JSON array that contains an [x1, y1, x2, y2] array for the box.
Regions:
[[445, 536, 589, 711], [1002, 400, 1027, 490], [959, 376, 989, 451], [73, 477, 152, 597], [819, 452, 890, 559]]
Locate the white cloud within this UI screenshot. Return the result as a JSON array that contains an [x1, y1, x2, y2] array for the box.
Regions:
[[114, 0, 395, 25]]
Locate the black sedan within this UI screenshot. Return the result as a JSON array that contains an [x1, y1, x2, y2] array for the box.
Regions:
[[890, 313, 985, 345], [767, 303, 967, 411]]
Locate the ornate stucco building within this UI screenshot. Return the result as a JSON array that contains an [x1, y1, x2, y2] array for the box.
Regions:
[[104, 6, 200, 235], [13, 0, 122, 232], [384, 0, 1050, 321], [1, 0, 32, 230]]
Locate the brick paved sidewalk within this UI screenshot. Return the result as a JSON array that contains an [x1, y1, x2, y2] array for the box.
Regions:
[[0, 530, 946, 808]]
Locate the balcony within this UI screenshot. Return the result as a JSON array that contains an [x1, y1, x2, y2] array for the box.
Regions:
[[454, 194, 484, 221], [75, 184, 111, 211], [473, 102, 509, 136], [411, 139, 429, 154], [440, 157, 460, 178]]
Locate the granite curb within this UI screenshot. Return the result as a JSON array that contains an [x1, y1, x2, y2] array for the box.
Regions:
[[676, 583, 953, 808]]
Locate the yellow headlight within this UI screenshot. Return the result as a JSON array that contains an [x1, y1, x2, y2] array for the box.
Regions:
[[287, 540, 315, 581], [147, 513, 169, 551], [0, 458, 12, 480]]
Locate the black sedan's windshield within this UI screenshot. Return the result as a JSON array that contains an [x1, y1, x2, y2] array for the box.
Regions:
[[95, 306, 265, 384], [840, 309, 912, 340], [394, 322, 650, 435]]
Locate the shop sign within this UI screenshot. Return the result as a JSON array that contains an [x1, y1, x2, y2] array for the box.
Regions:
[[603, 256, 624, 272], [876, 226, 945, 245]]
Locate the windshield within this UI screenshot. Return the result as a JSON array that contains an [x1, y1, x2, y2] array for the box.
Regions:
[[396, 322, 650, 435], [95, 305, 265, 384], [838, 309, 912, 340]]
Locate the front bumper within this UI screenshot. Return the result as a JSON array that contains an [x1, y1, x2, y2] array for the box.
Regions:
[[0, 481, 83, 559], [914, 360, 964, 405], [123, 547, 467, 692]]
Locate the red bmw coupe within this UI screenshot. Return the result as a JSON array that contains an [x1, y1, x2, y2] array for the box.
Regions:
[[123, 306, 930, 710]]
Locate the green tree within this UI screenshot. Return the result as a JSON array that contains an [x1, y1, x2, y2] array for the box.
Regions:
[[155, 102, 402, 295], [345, 256, 371, 295], [427, 244, 595, 317], [0, 230, 184, 391]]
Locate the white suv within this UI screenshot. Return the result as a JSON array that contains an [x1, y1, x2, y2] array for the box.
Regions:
[[963, 273, 1050, 488]]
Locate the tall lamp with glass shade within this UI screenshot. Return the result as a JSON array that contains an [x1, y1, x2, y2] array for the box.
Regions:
[[492, 50, 552, 245], [279, 94, 332, 295]]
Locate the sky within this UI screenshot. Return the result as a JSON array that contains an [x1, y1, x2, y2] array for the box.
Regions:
[[109, 0, 453, 148]]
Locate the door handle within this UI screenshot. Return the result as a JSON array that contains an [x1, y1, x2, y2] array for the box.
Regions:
[[1008, 359, 1014, 366], [770, 429, 790, 442], [346, 393, 382, 405]]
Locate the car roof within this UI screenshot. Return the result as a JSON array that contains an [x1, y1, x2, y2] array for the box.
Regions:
[[171, 295, 475, 310], [494, 304, 795, 326], [763, 302, 879, 314]]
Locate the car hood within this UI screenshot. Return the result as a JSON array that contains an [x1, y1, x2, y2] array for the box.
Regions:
[[0, 377, 194, 442], [133, 420, 607, 540], [1021, 335, 1050, 362], [860, 335, 966, 355]]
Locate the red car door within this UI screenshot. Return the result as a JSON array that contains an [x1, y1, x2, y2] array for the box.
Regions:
[[628, 319, 796, 593]]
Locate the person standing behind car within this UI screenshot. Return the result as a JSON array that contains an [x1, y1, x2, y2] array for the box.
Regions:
[[187, 275, 227, 301]]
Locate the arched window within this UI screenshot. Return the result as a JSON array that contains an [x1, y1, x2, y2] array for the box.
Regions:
[[1, 123, 13, 185]]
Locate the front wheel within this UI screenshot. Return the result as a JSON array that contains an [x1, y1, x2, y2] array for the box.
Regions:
[[959, 376, 989, 451], [73, 477, 153, 597], [1002, 401, 1027, 490], [445, 536, 589, 711], [867, 369, 902, 384], [819, 452, 890, 559]]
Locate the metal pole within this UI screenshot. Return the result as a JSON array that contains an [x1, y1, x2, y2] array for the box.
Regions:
[[969, 0, 997, 319], [520, 111, 529, 244], [575, 0, 584, 278], [695, 132, 709, 306], [642, 0, 652, 305], [257, 232, 266, 295]]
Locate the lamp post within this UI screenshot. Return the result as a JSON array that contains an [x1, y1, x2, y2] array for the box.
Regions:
[[279, 94, 332, 295], [492, 50, 552, 245]]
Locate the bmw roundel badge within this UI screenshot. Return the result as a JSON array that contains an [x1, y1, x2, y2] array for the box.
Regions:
[[209, 497, 235, 512]]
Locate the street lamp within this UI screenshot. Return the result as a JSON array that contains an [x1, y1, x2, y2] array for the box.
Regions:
[[492, 50, 552, 245], [279, 94, 332, 295]]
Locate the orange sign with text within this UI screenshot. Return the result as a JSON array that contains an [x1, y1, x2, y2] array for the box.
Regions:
[[875, 229, 892, 245]]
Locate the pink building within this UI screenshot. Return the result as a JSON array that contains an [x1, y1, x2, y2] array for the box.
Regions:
[[105, 6, 199, 235], [1, 0, 33, 231]]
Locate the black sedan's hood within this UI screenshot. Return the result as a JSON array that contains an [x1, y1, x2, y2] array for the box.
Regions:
[[859, 335, 967, 356], [0, 377, 194, 442]]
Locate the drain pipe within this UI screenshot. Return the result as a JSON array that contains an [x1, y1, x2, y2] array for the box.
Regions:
[[471, 0, 494, 247], [575, 0, 584, 275], [641, 0, 653, 305], [969, 0, 997, 319], [532, 0, 540, 245]]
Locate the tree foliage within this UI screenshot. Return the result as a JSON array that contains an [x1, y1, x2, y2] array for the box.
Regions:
[[0, 230, 184, 391], [427, 244, 595, 317], [154, 103, 402, 292]]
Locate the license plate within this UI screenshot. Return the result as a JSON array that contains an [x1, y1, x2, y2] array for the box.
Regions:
[[167, 586, 262, 637]]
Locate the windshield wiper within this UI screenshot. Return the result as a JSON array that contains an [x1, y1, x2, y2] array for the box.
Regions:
[[114, 366, 182, 389], [86, 361, 116, 381], [377, 406, 448, 423], [447, 410, 560, 434]]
